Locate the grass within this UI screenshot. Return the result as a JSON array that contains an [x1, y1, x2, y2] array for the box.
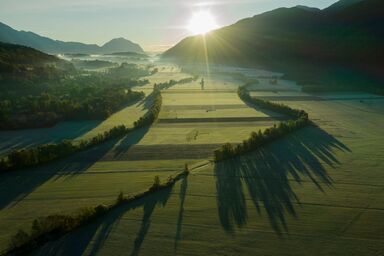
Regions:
[[2, 170, 189, 256], [1, 64, 383, 255], [27, 91, 384, 255]]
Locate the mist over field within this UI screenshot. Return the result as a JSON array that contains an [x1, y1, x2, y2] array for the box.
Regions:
[[0, 0, 383, 255]]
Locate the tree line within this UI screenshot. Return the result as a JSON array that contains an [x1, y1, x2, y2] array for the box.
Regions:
[[5, 170, 189, 256], [214, 86, 310, 161], [134, 87, 162, 128]]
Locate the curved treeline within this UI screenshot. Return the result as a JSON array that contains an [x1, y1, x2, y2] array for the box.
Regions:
[[0, 88, 163, 173], [214, 86, 310, 161], [238, 86, 308, 120]]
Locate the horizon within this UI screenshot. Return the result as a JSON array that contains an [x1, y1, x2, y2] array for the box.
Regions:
[[0, 0, 338, 52]]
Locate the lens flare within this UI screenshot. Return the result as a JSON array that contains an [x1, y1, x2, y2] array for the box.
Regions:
[[188, 11, 218, 35]]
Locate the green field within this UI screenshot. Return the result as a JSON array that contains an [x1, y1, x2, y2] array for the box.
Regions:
[[1, 65, 383, 255]]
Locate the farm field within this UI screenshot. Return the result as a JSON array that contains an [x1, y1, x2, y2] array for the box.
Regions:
[[0, 66, 188, 156], [0, 69, 280, 252], [29, 89, 384, 256]]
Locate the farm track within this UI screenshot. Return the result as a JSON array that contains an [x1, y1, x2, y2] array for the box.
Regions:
[[257, 96, 384, 102], [162, 104, 249, 110], [158, 116, 290, 124], [154, 121, 278, 128], [162, 89, 237, 93], [101, 144, 222, 161]]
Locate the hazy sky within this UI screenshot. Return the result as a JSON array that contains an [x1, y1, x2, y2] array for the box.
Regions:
[[0, 0, 338, 51]]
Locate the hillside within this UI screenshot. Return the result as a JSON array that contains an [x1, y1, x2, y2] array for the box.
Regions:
[[0, 22, 144, 54], [163, 0, 384, 91], [0, 42, 73, 81], [0, 42, 58, 65], [324, 0, 364, 12]]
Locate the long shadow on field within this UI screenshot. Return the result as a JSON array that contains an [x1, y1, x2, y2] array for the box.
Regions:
[[0, 121, 101, 157], [112, 126, 150, 160], [174, 175, 188, 251], [215, 126, 349, 235], [0, 137, 120, 210], [32, 182, 175, 256], [137, 90, 155, 111]]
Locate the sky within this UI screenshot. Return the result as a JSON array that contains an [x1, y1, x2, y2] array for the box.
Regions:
[[0, 0, 338, 52]]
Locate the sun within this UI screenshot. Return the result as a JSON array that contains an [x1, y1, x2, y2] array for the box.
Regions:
[[188, 11, 219, 35]]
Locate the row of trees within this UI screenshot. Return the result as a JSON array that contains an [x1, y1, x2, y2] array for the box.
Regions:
[[134, 88, 162, 128], [7, 169, 189, 256], [214, 86, 310, 161], [238, 86, 308, 119], [0, 89, 163, 172]]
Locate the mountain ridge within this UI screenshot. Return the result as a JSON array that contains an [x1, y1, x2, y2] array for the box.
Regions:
[[0, 22, 144, 54]]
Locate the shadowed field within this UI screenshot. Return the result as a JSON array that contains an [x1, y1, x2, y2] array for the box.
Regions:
[[27, 90, 384, 256]]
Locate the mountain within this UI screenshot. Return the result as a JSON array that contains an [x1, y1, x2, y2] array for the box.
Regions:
[[100, 38, 144, 54], [324, 0, 364, 12], [163, 0, 384, 91], [0, 22, 144, 54]]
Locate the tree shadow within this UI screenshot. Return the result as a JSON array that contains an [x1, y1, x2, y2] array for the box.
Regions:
[[215, 126, 350, 235], [242, 100, 290, 120], [0, 121, 101, 157], [32, 181, 176, 256], [0, 137, 120, 210], [0, 93, 157, 210], [136, 90, 155, 111], [174, 174, 188, 251], [112, 126, 150, 159]]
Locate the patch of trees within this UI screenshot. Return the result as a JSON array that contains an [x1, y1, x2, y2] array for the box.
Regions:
[[5, 170, 189, 256], [70, 59, 117, 70], [154, 76, 199, 90], [214, 86, 310, 161], [107, 62, 152, 79], [0, 89, 145, 130]]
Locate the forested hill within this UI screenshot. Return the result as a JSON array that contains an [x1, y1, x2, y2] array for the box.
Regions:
[[0, 42, 58, 65], [0, 42, 73, 82], [163, 0, 384, 92]]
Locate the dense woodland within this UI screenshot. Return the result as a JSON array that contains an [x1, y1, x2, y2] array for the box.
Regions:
[[0, 43, 155, 130]]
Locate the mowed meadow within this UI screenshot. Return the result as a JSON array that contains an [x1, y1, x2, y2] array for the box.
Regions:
[[1, 64, 384, 255]]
